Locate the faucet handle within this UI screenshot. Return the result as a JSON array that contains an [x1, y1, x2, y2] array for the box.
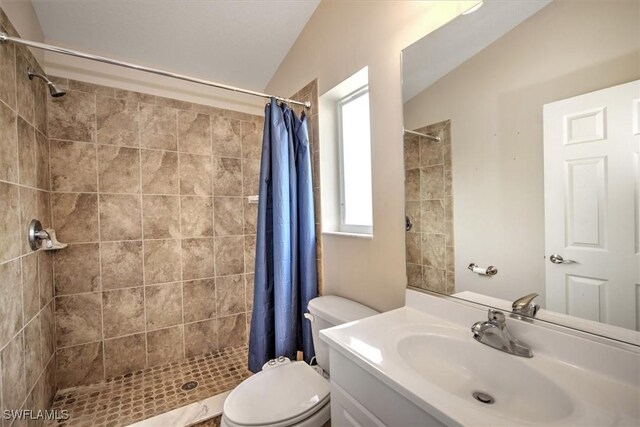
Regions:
[[512, 293, 540, 317], [487, 309, 505, 323]]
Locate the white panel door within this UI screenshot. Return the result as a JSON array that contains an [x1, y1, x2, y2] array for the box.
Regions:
[[544, 80, 640, 330]]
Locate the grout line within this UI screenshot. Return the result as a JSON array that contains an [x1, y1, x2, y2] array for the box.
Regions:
[[137, 101, 149, 371], [177, 109, 187, 361]]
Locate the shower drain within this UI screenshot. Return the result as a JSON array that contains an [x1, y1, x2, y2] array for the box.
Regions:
[[181, 381, 199, 391], [472, 391, 495, 404]]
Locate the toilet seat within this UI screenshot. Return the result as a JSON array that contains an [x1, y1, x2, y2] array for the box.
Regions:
[[223, 361, 330, 427]]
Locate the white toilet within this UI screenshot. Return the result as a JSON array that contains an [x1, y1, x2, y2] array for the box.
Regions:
[[221, 296, 378, 427]]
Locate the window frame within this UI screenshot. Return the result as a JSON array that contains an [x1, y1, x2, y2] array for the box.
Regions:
[[336, 84, 373, 235]]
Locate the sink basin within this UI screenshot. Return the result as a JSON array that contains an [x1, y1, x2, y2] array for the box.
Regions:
[[397, 333, 574, 424]]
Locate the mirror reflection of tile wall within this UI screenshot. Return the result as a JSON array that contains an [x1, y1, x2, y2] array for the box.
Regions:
[[404, 120, 454, 294]]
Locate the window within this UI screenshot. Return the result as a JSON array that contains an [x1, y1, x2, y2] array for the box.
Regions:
[[337, 86, 373, 234]]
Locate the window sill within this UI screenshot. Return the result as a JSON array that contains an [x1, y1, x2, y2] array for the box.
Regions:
[[322, 231, 373, 240]]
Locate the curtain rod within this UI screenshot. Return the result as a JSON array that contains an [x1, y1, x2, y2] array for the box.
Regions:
[[403, 128, 441, 142], [0, 32, 311, 109]]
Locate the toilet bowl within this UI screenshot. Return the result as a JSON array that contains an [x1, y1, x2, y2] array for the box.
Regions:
[[221, 296, 378, 427]]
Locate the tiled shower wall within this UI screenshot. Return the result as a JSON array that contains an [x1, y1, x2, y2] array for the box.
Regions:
[[47, 76, 263, 388], [290, 81, 322, 294], [0, 7, 57, 420], [404, 120, 455, 294], [47, 76, 322, 388]]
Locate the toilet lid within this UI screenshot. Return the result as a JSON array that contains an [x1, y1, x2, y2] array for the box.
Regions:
[[224, 361, 330, 426]]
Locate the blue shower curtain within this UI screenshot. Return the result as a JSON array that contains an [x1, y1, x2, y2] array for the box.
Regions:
[[248, 99, 318, 372]]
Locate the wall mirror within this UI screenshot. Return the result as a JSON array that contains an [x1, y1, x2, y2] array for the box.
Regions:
[[401, 0, 640, 344]]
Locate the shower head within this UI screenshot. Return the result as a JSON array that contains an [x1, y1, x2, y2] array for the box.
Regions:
[[27, 68, 66, 97]]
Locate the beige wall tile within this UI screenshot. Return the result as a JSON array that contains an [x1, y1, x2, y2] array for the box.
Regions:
[[1, 332, 25, 410], [15, 50, 34, 124], [0, 102, 18, 183], [24, 316, 42, 393], [216, 275, 245, 317], [145, 282, 183, 330], [420, 165, 444, 200], [214, 236, 244, 277], [218, 313, 246, 349], [405, 232, 421, 265], [0, 40, 16, 109], [421, 200, 444, 234], [143, 239, 181, 285], [212, 157, 242, 196], [179, 111, 211, 155], [181, 238, 215, 280], [240, 120, 262, 160], [97, 145, 141, 194], [213, 197, 243, 236], [179, 153, 212, 196], [34, 77, 47, 136], [68, 79, 115, 97], [17, 116, 36, 187], [99, 194, 142, 241], [146, 325, 183, 367], [38, 251, 54, 307], [36, 190, 51, 229], [422, 266, 447, 293], [244, 235, 255, 274], [243, 199, 257, 235], [184, 319, 217, 358], [114, 88, 155, 104], [403, 136, 419, 170], [101, 241, 143, 290], [19, 186, 37, 256], [40, 302, 55, 363], [140, 104, 177, 151], [405, 201, 421, 233], [1, 182, 22, 262], [48, 90, 96, 143], [241, 158, 260, 197], [55, 293, 102, 347], [96, 96, 139, 147], [419, 139, 443, 167], [0, 259, 22, 349], [245, 274, 254, 312], [421, 233, 445, 268], [142, 195, 180, 239], [52, 193, 99, 243], [404, 168, 420, 202], [50, 140, 97, 192], [141, 149, 178, 194], [35, 132, 49, 191], [103, 287, 145, 339], [21, 253, 39, 323], [406, 263, 422, 288], [53, 243, 100, 295], [104, 333, 146, 378], [183, 279, 216, 323], [211, 116, 240, 158], [181, 196, 213, 237], [56, 342, 103, 388]]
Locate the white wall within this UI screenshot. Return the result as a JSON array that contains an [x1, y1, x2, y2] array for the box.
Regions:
[[404, 0, 640, 303], [266, 1, 475, 312], [1, 0, 45, 62]]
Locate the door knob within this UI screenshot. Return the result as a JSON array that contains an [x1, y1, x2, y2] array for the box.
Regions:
[[549, 254, 576, 264]]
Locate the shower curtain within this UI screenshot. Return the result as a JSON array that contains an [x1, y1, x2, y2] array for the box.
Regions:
[[248, 99, 318, 372]]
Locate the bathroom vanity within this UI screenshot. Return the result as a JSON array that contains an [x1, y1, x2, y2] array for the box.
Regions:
[[321, 290, 640, 426]]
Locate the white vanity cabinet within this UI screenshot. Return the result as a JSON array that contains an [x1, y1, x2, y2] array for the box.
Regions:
[[329, 349, 445, 427]]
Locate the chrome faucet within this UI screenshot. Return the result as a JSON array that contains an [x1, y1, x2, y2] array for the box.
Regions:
[[471, 309, 533, 358], [512, 293, 540, 318]]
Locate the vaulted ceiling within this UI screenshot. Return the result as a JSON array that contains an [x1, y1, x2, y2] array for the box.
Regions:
[[32, 0, 320, 91]]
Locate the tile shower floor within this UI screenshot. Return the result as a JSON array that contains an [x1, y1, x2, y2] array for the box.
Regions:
[[46, 346, 251, 427]]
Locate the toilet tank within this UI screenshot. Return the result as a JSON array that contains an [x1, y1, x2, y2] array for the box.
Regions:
[[307, 296, 378, 374]]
